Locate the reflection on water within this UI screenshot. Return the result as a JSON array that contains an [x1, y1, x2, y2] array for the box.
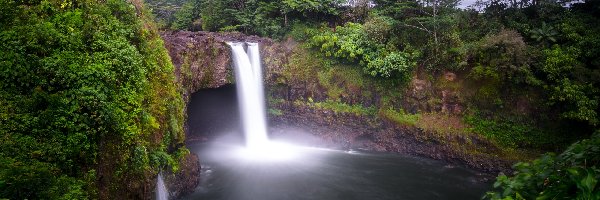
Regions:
[[181, 141, 491, 200]]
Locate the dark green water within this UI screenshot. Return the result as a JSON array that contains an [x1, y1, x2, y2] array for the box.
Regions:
[[181, 142, 491, 200]]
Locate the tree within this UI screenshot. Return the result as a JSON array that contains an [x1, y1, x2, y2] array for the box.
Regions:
[[171, 0, 198, 30], [374, 0, 462, 70], [541, 46, 599, 125], [530, 22, 558, 46]]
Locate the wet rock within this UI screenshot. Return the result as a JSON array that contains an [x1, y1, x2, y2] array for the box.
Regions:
[[441, 90, 463, 114], [404, 77, 434, 113], [164, 153, 201, 199]]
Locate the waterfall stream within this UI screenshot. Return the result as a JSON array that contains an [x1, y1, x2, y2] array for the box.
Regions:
[[156, 173, 168, 200], [228, 42, 269, 149]]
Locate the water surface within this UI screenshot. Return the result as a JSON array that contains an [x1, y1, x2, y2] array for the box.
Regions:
[[181, 142, 491, 200]]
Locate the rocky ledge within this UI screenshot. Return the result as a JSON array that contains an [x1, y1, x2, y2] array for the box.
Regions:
[[268, 102, 512, 175]]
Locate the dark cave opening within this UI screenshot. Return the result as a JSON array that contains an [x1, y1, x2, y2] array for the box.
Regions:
[[186, 84, 242, 140]]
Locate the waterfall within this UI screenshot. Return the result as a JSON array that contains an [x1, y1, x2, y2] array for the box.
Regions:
[[228, 42, 269, 149], [156, 173, 168, 200]]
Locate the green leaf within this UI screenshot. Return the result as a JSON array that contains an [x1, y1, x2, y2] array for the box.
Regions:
[[579, 171, 597, 193]]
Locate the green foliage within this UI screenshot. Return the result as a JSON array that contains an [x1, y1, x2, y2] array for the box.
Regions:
[[166, 0, 342, 38], [541, 45, 599, 125], [365, 51, 417, 78], [199, 0, 237, 32], [485, 133, 600, 200], [171, 1, 198, 30], [464, 114, 556, 149], [283, 46, 325, 85], [0, 0, 185, 198], [268, 108, 284, 116], [540, 45, 580, 82], [362, 14, 393, 44], [144, 0, 189, 28], [462, 29, 539, 109], [372, 0, 464, 70], [0, 157, 87, 199], [530, 22, 558, 45], [287, 22, 320, 41], [550, 79, 599, 125], [469, 29, 532, 84], [299, 99, 377, 116], [310, 22, 365, 59], [380, 108, 420, 126], [282, 0, 342, 15], [309, 22, 418, 78], [241, 1, 287, 38]]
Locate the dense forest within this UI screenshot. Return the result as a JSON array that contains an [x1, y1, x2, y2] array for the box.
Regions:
[[1, 0, 599, 199]]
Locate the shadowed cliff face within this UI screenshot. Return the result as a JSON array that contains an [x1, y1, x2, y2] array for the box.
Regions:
[[186, 85, 242, 142]]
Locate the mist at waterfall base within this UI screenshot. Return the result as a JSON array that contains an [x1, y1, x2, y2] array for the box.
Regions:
[[179, 43, 491, 200]]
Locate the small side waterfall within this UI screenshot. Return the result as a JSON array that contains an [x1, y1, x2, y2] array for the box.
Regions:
[[156, 173, 168, 200], [228, 42, 269, 149]]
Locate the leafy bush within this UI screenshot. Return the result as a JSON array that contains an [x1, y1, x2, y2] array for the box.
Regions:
[[362, 14, 393, 44], [312, 100, 377, 116], [281, 0, 342, 16], [268, 108, 284, 116], [365, 51, 417, 78], [540, 45, 599, 125], [469, 29, 531, 84], [309, 22, 418, 79], [485, 132, 600, 199], [464, 113, 559, 149]]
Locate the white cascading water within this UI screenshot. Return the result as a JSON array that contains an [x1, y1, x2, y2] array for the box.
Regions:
[[247, 43, 266, 123], [228, 42, 269, 149], [156, 173, 168, 200]]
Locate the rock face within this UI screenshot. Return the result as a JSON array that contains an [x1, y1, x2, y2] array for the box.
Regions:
[[165, 153, 201, 199], [160, 31, 285, 92], [268, 100, 511, 173]]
